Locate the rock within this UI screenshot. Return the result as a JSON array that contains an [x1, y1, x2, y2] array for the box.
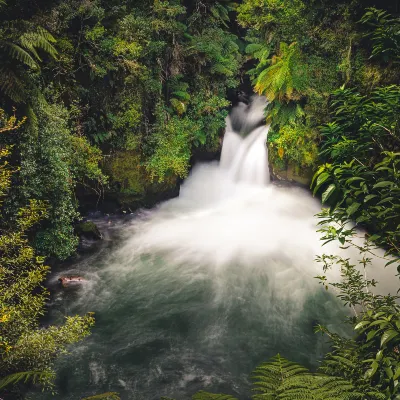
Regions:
[[270, 161, 314, 188], [101, 150, 179, 211], [58, 276, 86, 288], [75, 221, 102, 240]]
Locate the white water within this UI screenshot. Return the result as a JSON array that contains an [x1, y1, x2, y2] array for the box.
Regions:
[[116, 97, 334, 301], [44, 97, 397, 400]]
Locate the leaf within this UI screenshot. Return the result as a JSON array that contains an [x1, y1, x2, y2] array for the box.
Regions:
[[345, 177, 365, 185], [346, 202, 361, 216], [381, 329, 399, 347], [394, 366, 400, 381], [355, 320, 370, 330], [0, 370, 54, 390], [321, 184, 336, 203], [364, 194, 377, 203], [313, 172, 330, 194], [367, 329, 378, 341], [373, 181, 394, 189], [365, 361, 379, 379]]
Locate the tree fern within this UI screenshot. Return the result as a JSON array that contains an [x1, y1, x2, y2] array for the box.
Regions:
[[0, 25, 57, 103], [0, 370, 55, 390], [254, 42, 308, 102], [252, 355, 376, 400]]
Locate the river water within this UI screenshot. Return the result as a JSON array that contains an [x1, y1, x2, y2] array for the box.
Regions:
[[42, 98, 358, 399]]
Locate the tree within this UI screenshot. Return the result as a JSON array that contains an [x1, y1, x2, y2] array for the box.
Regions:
[[0, 110, 94, 395]]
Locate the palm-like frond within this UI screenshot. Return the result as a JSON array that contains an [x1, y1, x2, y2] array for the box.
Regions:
[[0, 26, 57, 103], [254, 42, 307, 102], [0, 66, 26, 103], [1, 41, 39, 69], [0, 370, 55, 390], [252, 355, 369, 400], [20, 28, 57, 61]]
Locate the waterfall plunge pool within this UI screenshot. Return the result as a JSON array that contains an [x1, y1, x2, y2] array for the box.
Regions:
[[39, 98, 386, 399]]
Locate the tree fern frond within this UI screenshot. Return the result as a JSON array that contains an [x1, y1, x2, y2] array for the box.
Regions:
[[0, 370, 54, 390], [0, 67, 26, 103], [20, 30, 57, 61], [1, 42, 38, 69]]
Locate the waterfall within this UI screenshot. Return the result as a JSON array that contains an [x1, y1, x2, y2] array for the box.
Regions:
[[42, 96, 396, 400], [220, 97, 270, 186]]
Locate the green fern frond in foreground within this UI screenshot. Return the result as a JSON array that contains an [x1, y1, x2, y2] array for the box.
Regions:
[[0, 370, 55, 390], [252, 354, 385, 400], [164, 354, 386, 400]]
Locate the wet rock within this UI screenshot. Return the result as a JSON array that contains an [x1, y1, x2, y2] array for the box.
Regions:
[[269, 161, 314, 187], [58, 276, 86, 288], [76, 221, 103, 240]]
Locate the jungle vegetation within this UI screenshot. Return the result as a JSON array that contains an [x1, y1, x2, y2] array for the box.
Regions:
[[0, 0, 399, 398]]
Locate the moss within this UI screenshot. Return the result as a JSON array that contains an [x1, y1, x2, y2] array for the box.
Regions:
[[102, 150, 179, 209], [104, 151, 146, 195], [75, 221, 102, 240]]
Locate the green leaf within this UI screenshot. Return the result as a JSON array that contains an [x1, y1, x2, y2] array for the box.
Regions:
[[394, 366, 400, 381], [355, 320, 370, 330], [321, 184, 336, 203], [313, 172, 330, 194], [373, 181, 394, 189], [364, 194, 378, 203], [367, 329, 378, 341], [365, 361, 379, 379], [381, 329, 399, 347], [345, 177, 365, 185], [346, 202, 361, 216]]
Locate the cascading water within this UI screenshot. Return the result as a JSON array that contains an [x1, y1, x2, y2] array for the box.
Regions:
[[41, 98, 394, 400]]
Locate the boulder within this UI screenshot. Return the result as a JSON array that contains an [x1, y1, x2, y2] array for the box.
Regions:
[[75, 221, 102, 240], [58, 276, 86, 288]]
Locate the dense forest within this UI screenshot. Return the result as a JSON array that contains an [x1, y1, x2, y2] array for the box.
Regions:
[[0, 0, 399, 399]]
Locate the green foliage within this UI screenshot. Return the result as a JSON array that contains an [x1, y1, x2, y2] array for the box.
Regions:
[[360, 8, 400, 63], [268, 122, 318, 168], [0, 24, 57, 103], [315, 216, 400, 398], [254, 42, 308, 102], [147, 109, 194, 181], [166, 355, 379, 400], [0, 370, 55, 390], [312, 86, 400, 260], [252, 354, 369, 400], [0, 119, 94, 393]]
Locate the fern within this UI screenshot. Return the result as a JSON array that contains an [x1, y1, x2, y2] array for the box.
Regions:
[[254, 42, 307, 102], [0, 25, 57, 103], [252, 355, 369, 400], [0, 370, 55, 390], [162, 353, 385, 400]]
